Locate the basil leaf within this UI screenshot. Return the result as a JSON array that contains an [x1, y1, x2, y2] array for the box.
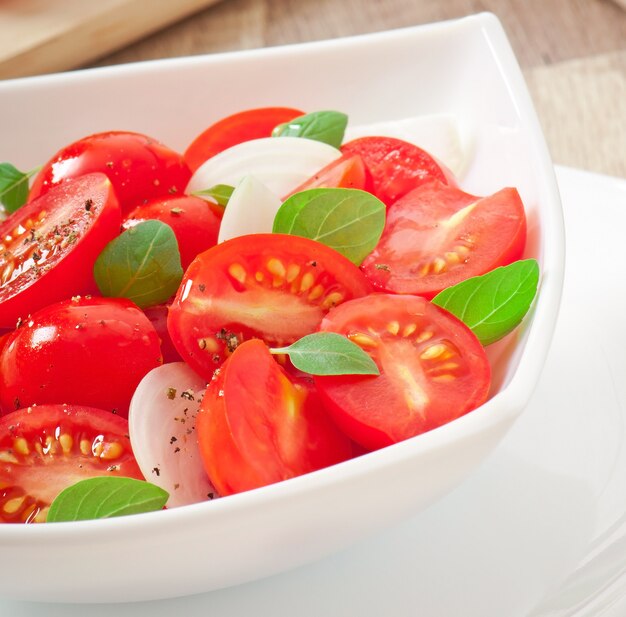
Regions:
[[273, 188, 385, 265], [94, 220, 183, 309], [272, 111, 348, 148], [0, 163, 39, 213], [47, 477, 169, 522], [271, 332, 379, 376], [192, 183, 234, 208], [432, 259, 540, 346]]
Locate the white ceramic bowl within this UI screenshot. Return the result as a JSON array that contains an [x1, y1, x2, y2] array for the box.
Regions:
[[0, 12, 564, 603]]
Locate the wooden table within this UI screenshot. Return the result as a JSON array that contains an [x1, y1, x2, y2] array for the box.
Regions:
[[87, 0, 626, 179]]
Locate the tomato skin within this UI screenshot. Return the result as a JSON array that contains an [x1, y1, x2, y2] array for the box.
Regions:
[[341, 136, 451, 206], [29, 131, 191, 214], [123, 195, 223, 270], [0, 404, 143, 523], [167, 233, 372, 379], [314, 294, 491, 451], [0, 297, 162, 417], [184, 107, 305, 172], [361, 180, 527, 298], [197, 339, 353, 496], [142, 303, 182, 364], [0, 173, 121, 329], [284, 153, 367, 199]]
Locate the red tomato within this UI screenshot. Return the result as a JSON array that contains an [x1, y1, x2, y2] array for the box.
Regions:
[[142, 303, 182, 364], [0, 404, 143, 523], [314, 294, 491, 451], [184, 107, 305, 172], [361, 180, 527, 298], [167, 233, 372, 378], [0, 297, 162, 417], [341, 136, 452, 206], [29, 131, 191, 214], [123, 195, 223, 270], [197, 339, 353, 496], [284, 153, 367, 199], [0, 173, 121, 329]]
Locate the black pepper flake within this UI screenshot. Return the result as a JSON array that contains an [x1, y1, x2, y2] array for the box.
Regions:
[[32, 251, 41, 262], [105, 161, 114, 168], [152, 467, 161, 476], [207, 492, 214, 500], [198, 283, 206, 293], [216, 328, 239, 353], [174, 447, 180, 453], [309, 260, 317, 267], [168, 186, 178, 195], [170, 436, 177, 445], [84, 198, 94, 211], [166, 387, 177, 400], [375, 263, 391, 272], [180, 389, 195, 401], [107, 464, 120, 472], [174, 483, 180, 490], [13, 397, 20, 410]]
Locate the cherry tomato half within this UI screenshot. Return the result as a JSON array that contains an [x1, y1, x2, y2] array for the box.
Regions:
[[314, 294, 491, 451], [361, 179, 527, 298], [0, 297, 162, 417], [123, 195, 223, 270], [184, 107, 305, 172], [167, 234, 372, 378], [197, 339, 353, 496], [341, 136, 452, 206], [0, 404, 143, 523], [0, 173, 121, 329], [283, 153, 367, 200], [29, 131, 191, 214]]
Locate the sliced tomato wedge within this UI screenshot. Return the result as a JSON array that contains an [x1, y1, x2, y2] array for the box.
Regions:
[[184, 107, 305, 172], [283, 153, 367, 199], [123, 195, 223, 270], [341, 136, 453, 206], [167, 233, 372, 378], [197, 339, 353, 496], [0, 404, 143, 523], [314, 294, 491, 451], [0, 173, 121, 328], [29, 131, 191, 214], [361, 179, 527, 298]]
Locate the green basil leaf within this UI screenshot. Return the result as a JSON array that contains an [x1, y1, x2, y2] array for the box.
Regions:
[[271, 332, 380, 376], [0, 163, 39, 213], [192, 183, 234, 208], [94, 220, 183, 309], [47, 477, 169, 522], [273, 188, 385, 265], [272, 111, 348, 148], [432, 259, 540, 346]]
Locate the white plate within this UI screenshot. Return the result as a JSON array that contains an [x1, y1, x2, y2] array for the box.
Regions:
[[0, 166, 620, 615]]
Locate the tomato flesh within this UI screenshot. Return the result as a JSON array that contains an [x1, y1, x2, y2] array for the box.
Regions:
[[184, 107, 305, 172], [123, 195, 223, 270], [29, 131, 191, 214], [284, 153, 367, 199], [0, 404, 143, 523], [0, 173, 121, 328], [362, 180, 527, 298], [197, 339, 353, 496], [314, 294, 491, 451], [167, 233, 372, 379], [0, 297, 162, 417], [341, 136, 451, 206]]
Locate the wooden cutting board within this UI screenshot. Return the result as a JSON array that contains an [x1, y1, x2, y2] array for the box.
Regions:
[[0, 0, 223, 80]]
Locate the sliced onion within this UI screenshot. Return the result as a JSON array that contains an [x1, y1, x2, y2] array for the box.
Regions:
[[128, 362, 216, 508], [217, 175, 282, 243], [186, 136, 342, 199]]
